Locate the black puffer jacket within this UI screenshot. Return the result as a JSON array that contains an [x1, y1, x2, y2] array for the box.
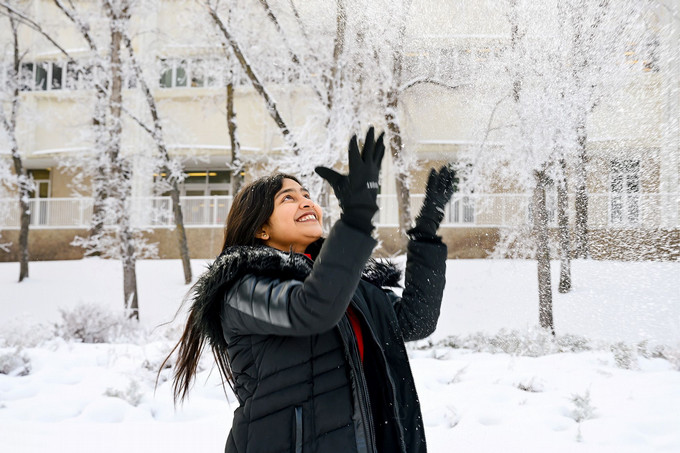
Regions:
[[192, 220, 447, 453]]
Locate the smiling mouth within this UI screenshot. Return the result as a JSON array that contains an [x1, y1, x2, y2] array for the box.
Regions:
[[296, 214, 318, 223]]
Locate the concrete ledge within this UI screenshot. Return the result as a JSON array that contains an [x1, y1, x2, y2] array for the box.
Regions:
[[589, 228, 680, 261], [0, 228, 87, 261], [1, 226, 677, 262], [374, 227, 500, 259]]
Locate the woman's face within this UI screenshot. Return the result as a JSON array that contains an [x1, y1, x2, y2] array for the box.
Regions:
[[257, 178, 323, 253]]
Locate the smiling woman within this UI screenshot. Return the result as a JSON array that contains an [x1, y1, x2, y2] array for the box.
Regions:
[[254, 178, 323, 253], [163, 128, 456, 453]]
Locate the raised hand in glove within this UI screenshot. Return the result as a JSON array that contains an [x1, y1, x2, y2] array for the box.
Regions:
[[409, 165, 458, 240], [315, 127, 385, 234]]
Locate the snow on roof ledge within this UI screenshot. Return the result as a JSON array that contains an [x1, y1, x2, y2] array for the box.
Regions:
[[33, 147, 89, 155], [418, 139, 502, 146]]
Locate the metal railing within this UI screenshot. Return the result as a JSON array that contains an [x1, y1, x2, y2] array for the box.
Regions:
[[0, 193, 678, 229]]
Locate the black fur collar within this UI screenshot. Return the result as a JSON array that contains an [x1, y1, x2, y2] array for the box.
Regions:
[[189, 242, 401, 350], [198, 241, 402, 303]]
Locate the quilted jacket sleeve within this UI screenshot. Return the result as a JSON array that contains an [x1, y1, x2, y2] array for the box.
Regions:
[[391, 237, 448, 342], [221, 220, 377, 337]]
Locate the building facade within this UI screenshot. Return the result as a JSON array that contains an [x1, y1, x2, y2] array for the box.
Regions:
[[1, 0, 678, 261]]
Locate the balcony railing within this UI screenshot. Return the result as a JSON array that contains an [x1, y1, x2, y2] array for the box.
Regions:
[[0, 193, 678, 229]]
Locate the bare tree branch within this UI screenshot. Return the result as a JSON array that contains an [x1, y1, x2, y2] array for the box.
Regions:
[[474, 94, 511, 163], [206, 1, 300, 154], [0, 2, 73, 60], [399, 77, 464, 93], [258, 0, 328, 107]]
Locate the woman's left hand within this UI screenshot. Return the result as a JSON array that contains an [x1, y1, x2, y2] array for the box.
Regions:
[[411, 166, 458, 238]]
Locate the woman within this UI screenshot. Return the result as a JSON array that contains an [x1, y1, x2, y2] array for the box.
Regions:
[[167, 128, 456, 453]]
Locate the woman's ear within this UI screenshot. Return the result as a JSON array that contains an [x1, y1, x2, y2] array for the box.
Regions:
[[256, 229, 269, 240]]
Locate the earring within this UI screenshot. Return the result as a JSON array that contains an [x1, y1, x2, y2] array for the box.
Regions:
[[262, 233, 269, 240]]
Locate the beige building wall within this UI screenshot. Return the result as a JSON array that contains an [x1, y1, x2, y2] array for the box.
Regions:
[[1, 0, 678, 262]]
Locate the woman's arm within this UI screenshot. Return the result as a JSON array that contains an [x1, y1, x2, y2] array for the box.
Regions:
[[390, 237, 447, 342], [222, 220, 376, 337], [223, 128, 385, 337], [392, 166, 456, 341]]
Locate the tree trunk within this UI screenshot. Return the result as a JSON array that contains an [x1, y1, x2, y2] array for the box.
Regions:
[[122, 31, 191, 284], [170, 184, 192, 284], [557, 159, 572, 293], [52, 0, 111, 250], [574, 130, 589, 259], [385, 92, 411, 249], [88, 91, 109, 249], [533, 171, 554, 334], [5, 17, 30, 281], [107, 2, 138, 319], [227, 80, 243, 194], [120, 219, 139, 318], [382, 3, 413, 250], [17, 195, 30, 281]]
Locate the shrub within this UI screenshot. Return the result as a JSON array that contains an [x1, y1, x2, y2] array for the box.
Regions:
[[0, 317, 53, 349], [611, 342, 638, 370], [0, 349, 31, 376], [570, 390, 596, 423], [104, 379, 144, 407], [435, 327, 592, 357], [54, 303, 140, 343]]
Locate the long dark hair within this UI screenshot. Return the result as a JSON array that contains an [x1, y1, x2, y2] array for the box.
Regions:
[[160, 173, 301, 404]]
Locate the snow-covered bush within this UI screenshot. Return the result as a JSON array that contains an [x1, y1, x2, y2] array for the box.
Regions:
[[434, 327, 592, 357], [652, 346, 680, 371], [516, 377, 544, 393], [0, 317, 53, 348], [570, 390, 596, 423], [611, 342, 638, 370], [54, 303, 141, 343], [104, 379, 143, 407], [0, 349, 31, 376]]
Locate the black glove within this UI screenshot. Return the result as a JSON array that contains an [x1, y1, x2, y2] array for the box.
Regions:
[[408, 165, 458, 240], [315, 127, 385, 234]]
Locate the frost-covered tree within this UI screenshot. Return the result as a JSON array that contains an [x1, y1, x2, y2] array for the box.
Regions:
[[465, 0, 657, 332], [0, 14, 31, 282], [204, 0, 461, 244], [119, 20, 193, 284], [52, 0, 164, 318], [0, 1, 75, 281], [54, 0, 194, 285]]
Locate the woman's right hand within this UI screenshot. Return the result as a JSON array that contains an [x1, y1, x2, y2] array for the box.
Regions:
[[315, 127, 385, 233]]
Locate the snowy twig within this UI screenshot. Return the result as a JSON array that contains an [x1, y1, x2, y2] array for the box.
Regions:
[[399, 77, 465, 93]]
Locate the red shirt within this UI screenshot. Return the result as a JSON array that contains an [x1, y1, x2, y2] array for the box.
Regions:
[[346, 306, 364, 362], [304, 253, 364, 362]]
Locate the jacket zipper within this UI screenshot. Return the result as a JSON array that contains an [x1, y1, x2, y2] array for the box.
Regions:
[[352, 304, 408, 453], [340, 316, 377, 453], [294, 406, 303, 453]]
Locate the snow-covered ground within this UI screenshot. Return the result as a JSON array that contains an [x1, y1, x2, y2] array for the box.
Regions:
[[1, 258, 679, 453]]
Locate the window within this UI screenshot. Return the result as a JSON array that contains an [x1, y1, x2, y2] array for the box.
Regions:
[[154, 170, 233, 196], [27, 169, 51, 226], [19, 60, 97, 91], [159, 58, 223, 89], [175, 60, 187, 87], [610, 159, 640, 225], [35, 63, 48, 90], [624, 38, 659, 73], [153, 169, 233, 225], [51, 63, 63, 89]]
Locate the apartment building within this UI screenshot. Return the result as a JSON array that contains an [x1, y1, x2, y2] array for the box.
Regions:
[[1, 0, 678, 261]]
